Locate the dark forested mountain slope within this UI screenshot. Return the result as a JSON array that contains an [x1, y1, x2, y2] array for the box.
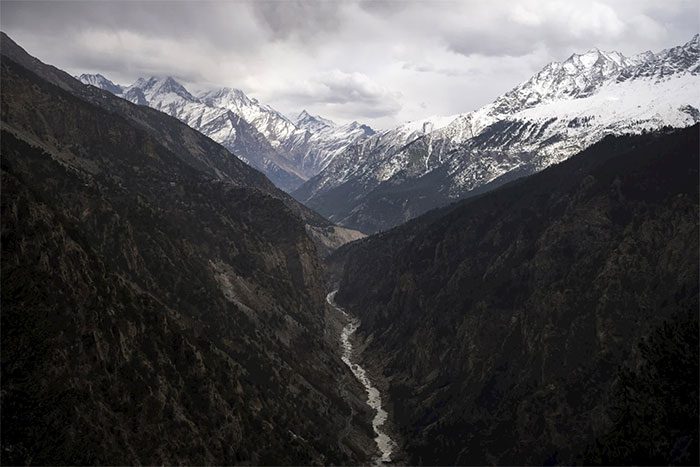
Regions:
[[333, 125, 699, 465], [0, 35, 374, 464]]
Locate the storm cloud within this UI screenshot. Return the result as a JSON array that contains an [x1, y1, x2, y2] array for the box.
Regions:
[[1, 0, 697, 128]]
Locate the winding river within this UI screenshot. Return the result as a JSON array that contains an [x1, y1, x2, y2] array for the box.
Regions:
[[327, 290, 397, 463]]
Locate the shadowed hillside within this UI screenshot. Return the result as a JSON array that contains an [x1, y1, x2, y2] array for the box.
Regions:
[[333, 124, 699, 465], [1, 34, 374, 465]]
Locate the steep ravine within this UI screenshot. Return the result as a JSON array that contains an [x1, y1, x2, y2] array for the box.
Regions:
[[327, 290, 398, 464]]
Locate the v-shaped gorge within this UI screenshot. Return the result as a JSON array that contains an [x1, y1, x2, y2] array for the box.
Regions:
[[2, 29, 698, 467]]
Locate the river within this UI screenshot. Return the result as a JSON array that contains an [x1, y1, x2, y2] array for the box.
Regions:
[[327, 290, 397, 464]]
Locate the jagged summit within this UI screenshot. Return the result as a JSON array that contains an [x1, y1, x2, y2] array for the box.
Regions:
[[490, 46, 636, 115], [566, 48, 627, 67], [128, 76, 197, 102], [296, 110, 336, 131], [618, 34, 699, 82], [199, 86, 249, 103], [196, 86, 297, 146], [346, 121, 374, 134], [77, 73, 123, 94], [476, 34, 700, 119]]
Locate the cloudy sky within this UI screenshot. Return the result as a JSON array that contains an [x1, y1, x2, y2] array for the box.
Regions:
[[1, 0, 697, 128]]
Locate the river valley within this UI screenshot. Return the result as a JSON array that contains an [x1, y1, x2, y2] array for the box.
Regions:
[[326, 290, 397, 463]]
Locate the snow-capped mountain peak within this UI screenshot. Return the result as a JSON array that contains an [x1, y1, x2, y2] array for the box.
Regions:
[[565, 48, 627, 68], [77, 73, 123, 94], [488, 46, 635, 117], [297, 109, 313, 120], [197, 87, 297, 146], [128, 76, 197, 103], [296, 110, 336, 132], [346, 121, 374, 134], [198, 86, 251, 107], [570, 48, 603, 67], [631, 50, 657, 66], [618, 34, 699, 82]]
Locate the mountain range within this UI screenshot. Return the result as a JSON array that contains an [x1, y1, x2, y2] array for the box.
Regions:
[[295, 34, 700, 233], [79, 36, 699, 234], [2, 27, 698, 467], [76, 73, 375, 192]]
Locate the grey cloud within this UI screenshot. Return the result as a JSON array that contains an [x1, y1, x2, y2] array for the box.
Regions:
[[0, 1, 265, 51], [251, 0, 343, 42], [65, 45, 207, 86], [357, 0, 407, 16], [442, 3, 627, 58], [0, 0, 696, 128], [445, 29, 545, 58], [324, 101, 402, 119], [421, 1, 697, 59], [402, 61, 476, 77], [272, 70, 402, 119]]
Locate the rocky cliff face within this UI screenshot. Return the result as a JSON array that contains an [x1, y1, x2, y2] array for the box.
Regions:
[[333, 125, 699, 465], [1, 33, 374, 465]]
